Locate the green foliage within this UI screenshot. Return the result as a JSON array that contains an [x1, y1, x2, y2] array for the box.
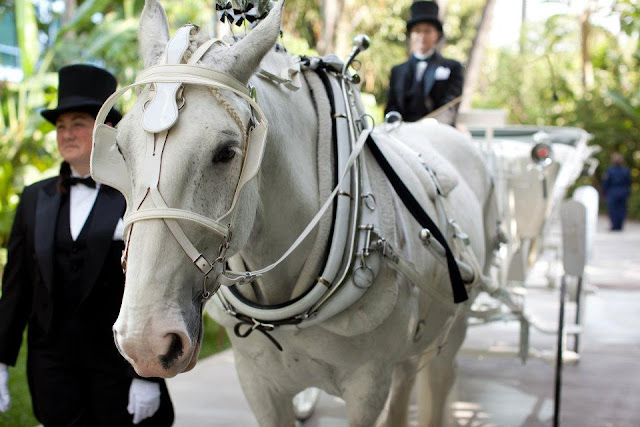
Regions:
[[0, 0, 60, 247], [473, 2, 640, 218], [199, 315, 231, 359], [615, 0, 640, 37]]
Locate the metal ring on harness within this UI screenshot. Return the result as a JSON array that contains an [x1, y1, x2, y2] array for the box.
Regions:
[[384, 111, 403, 132], [352, 265, 375, 289], [362, 192, 376, 211]]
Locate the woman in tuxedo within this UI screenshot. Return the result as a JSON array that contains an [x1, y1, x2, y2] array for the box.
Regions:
[[0, 64, 174, 426]]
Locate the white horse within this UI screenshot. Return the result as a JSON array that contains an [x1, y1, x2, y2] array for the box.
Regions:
[[97, 1, 500, 425]]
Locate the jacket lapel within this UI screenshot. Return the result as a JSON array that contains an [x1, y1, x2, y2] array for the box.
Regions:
[[396, 61, 413, 112], [34, 182, 61, 295], [422, 52, 442, 98], [79, 186, 125, 304]]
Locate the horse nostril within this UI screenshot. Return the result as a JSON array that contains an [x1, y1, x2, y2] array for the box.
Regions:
[[158, 333, 185, 370]]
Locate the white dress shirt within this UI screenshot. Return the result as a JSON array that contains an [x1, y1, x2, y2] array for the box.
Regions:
[[68, 170, 124, 241], [69, 172, 100, 241], [414, 49, 435, 82]]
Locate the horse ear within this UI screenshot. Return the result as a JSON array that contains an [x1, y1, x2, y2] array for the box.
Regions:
[[139, 0, 170, 68], [217, 0, 285, 84]]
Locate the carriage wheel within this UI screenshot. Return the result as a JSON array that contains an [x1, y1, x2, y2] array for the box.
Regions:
[[292, 387, 321, 421]]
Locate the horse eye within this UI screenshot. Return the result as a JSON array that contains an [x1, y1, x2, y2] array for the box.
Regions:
[[213, 145, 237, 163]]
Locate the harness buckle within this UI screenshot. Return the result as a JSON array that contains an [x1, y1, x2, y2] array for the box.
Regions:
[[194, 255, 214, 275], [251, 318, 275, 331], [377, 238, 399, 263], [219, 271, 261, 287], [449, 220, 471, 246], [359, 224, 375, 258]]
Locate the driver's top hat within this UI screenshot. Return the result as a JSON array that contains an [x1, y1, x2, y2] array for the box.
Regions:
[[41, 64, 122, 125], [406, 1, 443, 34]]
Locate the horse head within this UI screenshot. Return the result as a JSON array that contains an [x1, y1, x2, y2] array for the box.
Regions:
[[104, 0, 285, 378]]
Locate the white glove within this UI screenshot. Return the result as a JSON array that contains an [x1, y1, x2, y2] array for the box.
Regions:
[[0, 363, 10, 412], [127, 378, 161, 424]]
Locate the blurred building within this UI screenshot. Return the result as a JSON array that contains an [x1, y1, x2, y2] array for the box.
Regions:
[[0, 7, 22, 82]]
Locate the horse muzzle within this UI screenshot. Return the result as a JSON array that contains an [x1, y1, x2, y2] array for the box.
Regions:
[[112, 314, 200, 378]]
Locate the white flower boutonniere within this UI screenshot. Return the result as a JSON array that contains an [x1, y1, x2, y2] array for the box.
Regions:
[[434, 66, 451, 80]]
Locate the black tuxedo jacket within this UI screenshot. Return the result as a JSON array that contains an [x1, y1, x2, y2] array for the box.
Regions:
[[385, 52, 463, 122], [0, 177, 131, 366], [0, 174, 173, 426]]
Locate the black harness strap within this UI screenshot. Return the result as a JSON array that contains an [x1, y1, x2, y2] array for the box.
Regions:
[[234, 316, 283, 352], [365, 135, 469, 303]]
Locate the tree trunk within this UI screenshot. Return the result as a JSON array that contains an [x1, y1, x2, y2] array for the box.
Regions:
[[62, 0, 77, 40], [580, 5, 594, 92], [519, 0, 527, 53], [460, 0, 497, 111], [318, 0, 345, 55], [437, 0, 449, 19], [63, 0, 77, 25]]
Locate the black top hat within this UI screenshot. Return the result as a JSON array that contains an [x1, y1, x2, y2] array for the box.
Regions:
[[41, 64, 122, 125], [406, 1, 443, 34]]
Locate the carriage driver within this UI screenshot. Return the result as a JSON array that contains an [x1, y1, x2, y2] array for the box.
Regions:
[[0, 64, 174, 426], [385, 0, 464, 124]]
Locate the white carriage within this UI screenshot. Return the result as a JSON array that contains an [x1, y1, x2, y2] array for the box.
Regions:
[[453, 116, 600, 425], [457, 119, 598, 354]]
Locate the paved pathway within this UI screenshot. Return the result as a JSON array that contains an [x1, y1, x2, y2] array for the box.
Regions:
[[166, 216, 640, 426]]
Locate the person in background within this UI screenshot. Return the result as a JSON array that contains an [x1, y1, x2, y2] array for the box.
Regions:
[[0, 64, 174, 426], [385, 0, 464, 124], [602, 152, 632, 231]]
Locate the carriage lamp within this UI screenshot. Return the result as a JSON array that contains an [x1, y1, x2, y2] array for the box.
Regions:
[[531, 142, 553, 167]]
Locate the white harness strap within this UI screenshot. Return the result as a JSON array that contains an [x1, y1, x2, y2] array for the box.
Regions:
[[187, 38, 229, 65]]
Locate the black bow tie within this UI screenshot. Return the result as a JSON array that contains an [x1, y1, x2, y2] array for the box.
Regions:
[[66, 176, 96, 189]]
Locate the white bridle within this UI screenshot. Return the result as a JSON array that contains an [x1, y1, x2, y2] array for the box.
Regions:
[[92, 25, 269, 299], [91, 25, 370, 303]]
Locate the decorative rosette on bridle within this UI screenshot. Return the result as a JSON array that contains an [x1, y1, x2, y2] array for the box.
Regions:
[[215, 0, 271, 29], [216, 1, 234, 23]]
